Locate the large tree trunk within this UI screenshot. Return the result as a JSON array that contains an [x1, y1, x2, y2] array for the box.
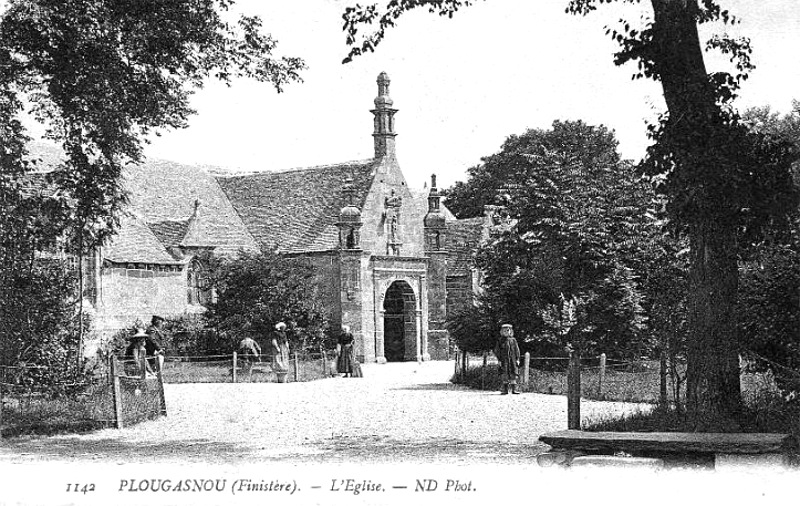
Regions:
[[650, 0, 742, 427], [685, 221, 742, 427]]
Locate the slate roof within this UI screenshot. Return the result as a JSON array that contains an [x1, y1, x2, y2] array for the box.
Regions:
[[123, 159, 259, 256], [148, 219, 190, 248], [217, 160, 379, 253], [104, 213, 183, 265], [446, 217, 485, 277], [23, 143, 259, 262]]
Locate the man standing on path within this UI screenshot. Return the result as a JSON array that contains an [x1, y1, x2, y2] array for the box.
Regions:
[[495, 324, 521, 395], [146, 315, 166, 371]]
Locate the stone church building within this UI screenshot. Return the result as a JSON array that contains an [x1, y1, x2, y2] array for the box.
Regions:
[[81, 73, 484, 362]]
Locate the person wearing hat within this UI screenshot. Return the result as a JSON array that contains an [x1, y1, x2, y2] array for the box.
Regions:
[[271, 322, 290, 382], [335, 325, 355, 378], [495, 324, 521, 395], [144, 315, 166, 374], [125, 328, 153, 377]]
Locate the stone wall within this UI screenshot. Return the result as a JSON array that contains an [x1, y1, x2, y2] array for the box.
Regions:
[[359, 157, 426, 259], [94, 264, 189, 337]]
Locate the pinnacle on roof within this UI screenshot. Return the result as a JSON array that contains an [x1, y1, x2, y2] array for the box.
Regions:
[[374, 72, 393, 107], [424, 173, 445, 229], [339, 176, 362, 223]]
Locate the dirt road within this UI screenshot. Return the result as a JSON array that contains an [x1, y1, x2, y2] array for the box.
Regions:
[[1, 361, 645, 465]]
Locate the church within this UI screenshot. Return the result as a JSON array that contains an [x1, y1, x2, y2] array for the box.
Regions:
[[82, 73, 485, 362]]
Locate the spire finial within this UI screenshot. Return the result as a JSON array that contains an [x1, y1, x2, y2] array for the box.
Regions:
[[343, 176, 356, 206], [371, 72, 397, 158], [431, 174, 437, 189]]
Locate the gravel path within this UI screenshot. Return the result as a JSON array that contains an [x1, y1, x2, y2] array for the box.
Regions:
[[2, 361, 647, 465]]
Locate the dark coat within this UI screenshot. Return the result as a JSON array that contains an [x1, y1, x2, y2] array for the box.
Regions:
[[336, 332, 355, 374], [495, 336, 520, 376], [145, 325, 165, 356]]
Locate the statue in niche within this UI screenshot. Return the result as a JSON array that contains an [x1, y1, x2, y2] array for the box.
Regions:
[[389, 216, 398, 243], [384, 189, 402, 210]]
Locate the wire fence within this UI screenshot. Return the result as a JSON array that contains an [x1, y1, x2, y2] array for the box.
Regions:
[[1, 364, 116, 437], [454, 350, 684, 405], [159, 351, 336, 384], [454, 349, 787, 408], [1, 348, 342, 437]]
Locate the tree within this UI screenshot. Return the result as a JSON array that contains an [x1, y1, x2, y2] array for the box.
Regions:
[[205, 251, 328, 353], [453, 121, 652, 359], [0, 0, 305, 367], [341, 0, 799, 428], [737, 105, 800, 397]]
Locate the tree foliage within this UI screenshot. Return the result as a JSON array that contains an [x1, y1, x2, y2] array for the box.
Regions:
[[446, 121, 654, 359], [1, 0, 304, 248], [204, 251, 328, 353], [0, 0, 305, 370], [736, 105, 800, 397], [0, 259, 88, 389], [341, 0, 799, 427]]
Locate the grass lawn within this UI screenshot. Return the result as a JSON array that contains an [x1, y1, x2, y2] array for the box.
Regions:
[[1, 384, 115, 437]]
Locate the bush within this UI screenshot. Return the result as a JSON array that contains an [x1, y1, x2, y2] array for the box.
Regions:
[[0, 260, 92, 391], [205, 250, 328, 354]]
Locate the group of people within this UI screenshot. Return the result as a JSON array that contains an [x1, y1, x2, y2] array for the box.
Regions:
[[125, 317, 526, 388], [124, 315, 166, 377], [237, 322, 359, 380], [237, 321, 291, 379]]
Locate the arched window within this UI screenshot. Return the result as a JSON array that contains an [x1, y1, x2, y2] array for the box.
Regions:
[[187, 259, 210, 306]]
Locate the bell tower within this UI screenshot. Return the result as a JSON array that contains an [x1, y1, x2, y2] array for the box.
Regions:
[[371, 72, 397, 159]]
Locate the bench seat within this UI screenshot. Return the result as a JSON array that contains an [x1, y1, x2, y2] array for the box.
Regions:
[[540, 430, 795, 455], [539, 430, 797, 469]]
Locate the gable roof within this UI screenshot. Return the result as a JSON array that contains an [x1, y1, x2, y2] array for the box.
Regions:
[[104, 213, 183, 265], [123, 160, 259, 256], [148, 219, 190, 248], [217, 160, 379, 253], [23, 143, 259, 262], [446, 217, 485, 277]]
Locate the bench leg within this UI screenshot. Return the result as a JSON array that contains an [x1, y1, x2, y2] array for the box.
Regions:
[[537, 450, 584, 467]]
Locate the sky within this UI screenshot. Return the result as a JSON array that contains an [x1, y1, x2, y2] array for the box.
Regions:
[[13, 0, 800, 189]]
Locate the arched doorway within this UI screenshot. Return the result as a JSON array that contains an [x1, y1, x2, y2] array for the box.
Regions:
[[383, 280, 417, 362]]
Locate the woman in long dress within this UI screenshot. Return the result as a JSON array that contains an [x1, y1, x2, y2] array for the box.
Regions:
[[336, 325, 355, 378], [271, 322, 290, 381]]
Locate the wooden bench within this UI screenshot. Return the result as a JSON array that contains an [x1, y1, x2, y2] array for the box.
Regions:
[[538, 430, 797, 470]]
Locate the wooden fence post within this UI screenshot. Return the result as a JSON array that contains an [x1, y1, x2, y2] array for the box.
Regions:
[[481, 351, 488, 390], [156, 355, 167, 416], [598, 353, 606, 399], [110, 357, 123, 429], [660, 350, 668, 405], [567, 350, 581, 430], [294, 353, 299, 382], [0, 374, 4, 440], [454, 348, 459, 379], [461, 349, 467, 378], [522, 352, 530, 384], [232, 352, 238, 383], [140, 354, 147, 380], [321, 346, 326, 377]]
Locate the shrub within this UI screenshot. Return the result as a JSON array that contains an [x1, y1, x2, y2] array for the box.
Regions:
[[0, 260, 92, 392]]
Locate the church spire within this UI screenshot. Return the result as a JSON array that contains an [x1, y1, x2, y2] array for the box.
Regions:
[[371, 72, 397, 159]]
